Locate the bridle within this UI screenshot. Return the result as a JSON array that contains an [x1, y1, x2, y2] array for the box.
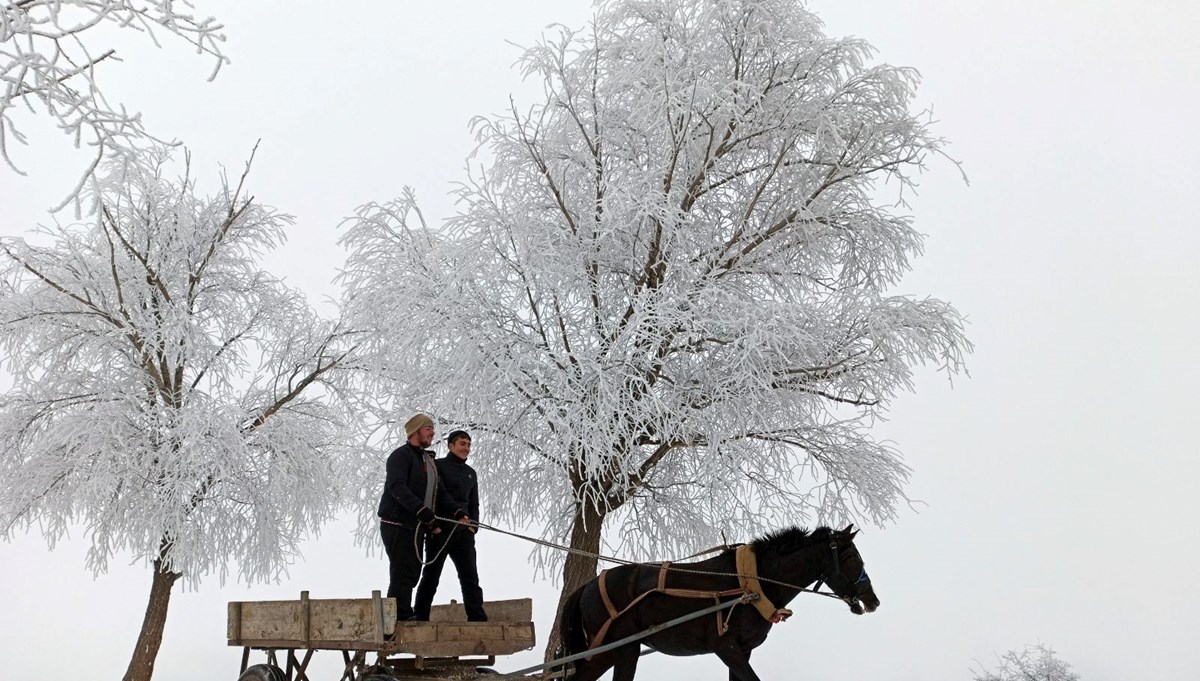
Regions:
[[811, 540, 871, 607]]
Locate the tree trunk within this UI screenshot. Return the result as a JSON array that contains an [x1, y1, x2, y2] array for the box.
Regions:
[[122, 556, 181, 681], [543, 501, 607, 662]]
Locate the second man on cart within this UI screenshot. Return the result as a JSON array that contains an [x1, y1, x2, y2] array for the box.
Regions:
[[414, 429, 488, 622]]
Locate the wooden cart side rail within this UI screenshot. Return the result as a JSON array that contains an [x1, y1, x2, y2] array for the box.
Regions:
[[228, 595, 535, 646], [389, 621, 535, 656], [428, 597, 533, 623], [228, 590, 397, 646], [232, 621, 535, 657]]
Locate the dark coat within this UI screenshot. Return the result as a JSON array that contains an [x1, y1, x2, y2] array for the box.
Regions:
[[377, 442, 464, 528], [434, 454, 479, 524]]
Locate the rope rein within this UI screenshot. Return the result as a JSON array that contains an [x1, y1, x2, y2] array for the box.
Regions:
[[436, 514, 845, 601], [382, 516, 463, 567], [413, 521, 461, 567]]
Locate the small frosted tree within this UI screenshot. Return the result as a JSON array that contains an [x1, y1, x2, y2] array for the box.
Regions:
[[0, 148, 356, 681], [973, 644, 1081, 681], [340, 0, 969, 654], [1, 0, 227, 208]]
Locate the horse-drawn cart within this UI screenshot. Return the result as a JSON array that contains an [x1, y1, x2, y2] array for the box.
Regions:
[[228, 592, 535, 681], [227, 525, 879, 681]]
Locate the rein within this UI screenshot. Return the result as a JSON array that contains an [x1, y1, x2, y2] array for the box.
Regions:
[[380, 516, 460, 567], [437, 514, 851, 602]]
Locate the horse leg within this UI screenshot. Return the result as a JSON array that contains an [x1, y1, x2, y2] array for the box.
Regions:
[[564, 650, 618, 681], [715, 647, 761, 681], [609, 643, 642, 681]]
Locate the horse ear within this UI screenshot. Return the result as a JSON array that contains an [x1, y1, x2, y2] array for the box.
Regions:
[[839, 524, 858, 544]]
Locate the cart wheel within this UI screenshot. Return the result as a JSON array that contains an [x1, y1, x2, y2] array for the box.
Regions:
[[358, 664, 397, 680], [237, 663, 286, 681]]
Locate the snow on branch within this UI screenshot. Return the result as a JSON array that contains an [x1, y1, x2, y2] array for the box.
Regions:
[[973, 644, 1081, 681], [1, 0, 227, 211]]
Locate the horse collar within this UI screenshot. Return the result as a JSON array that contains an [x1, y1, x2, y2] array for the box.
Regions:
[[735, 545, 792, 624]]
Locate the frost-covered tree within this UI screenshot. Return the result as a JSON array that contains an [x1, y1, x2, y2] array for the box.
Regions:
[[340, 0, 969, 650], [0, 148, 356, 681], [973, 644, 1081, 681], [1, 0, 226, 208]]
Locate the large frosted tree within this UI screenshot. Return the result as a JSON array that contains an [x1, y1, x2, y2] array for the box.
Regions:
[[340, 0, 969, 650], [2, 0, 226, 207], [0, 149, 356, 681]]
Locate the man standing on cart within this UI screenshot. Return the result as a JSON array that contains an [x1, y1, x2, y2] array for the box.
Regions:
[[378, 413, 469, 621], [414, 429, 488, 622]]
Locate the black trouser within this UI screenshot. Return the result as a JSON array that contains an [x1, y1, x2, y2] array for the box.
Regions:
[[413, 525, 487, 621], [380, 521, 423, 620]]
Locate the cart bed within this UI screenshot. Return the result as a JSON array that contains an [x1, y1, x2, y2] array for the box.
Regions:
[[227, 592, 535, 658]]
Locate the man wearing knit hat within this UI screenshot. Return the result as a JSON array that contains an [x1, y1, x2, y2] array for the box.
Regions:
[[378, 413, 468, 621]]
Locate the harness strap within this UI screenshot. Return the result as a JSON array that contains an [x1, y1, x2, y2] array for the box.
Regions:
[[598, 569, 618, 621], [585, 564, 747, 658], [660, 587, 743, 599], [735, 545, 792, 623], [659, 558, 738, 638], [591, 569, 658, 655]]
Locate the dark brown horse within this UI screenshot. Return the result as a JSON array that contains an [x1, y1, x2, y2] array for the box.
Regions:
[[558, 525, 879, 681]]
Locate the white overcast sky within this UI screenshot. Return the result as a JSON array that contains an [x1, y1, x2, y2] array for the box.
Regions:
[[1, 2, 1197, 680]]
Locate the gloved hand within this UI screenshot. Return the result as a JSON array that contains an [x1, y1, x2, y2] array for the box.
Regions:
[[416, 506, 436, 525]]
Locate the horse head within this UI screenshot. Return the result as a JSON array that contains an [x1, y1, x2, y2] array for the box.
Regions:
[[820, 524, 880, 615]]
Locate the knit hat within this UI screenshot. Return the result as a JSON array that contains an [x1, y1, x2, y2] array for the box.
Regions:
[[404, 413, 434, 438]]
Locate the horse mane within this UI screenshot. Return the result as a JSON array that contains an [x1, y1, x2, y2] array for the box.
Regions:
[[750, 525, 839, 556]]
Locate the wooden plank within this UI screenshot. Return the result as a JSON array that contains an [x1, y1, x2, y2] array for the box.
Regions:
[[428, 597, 532, 623], [228, 595, 531, 653], [436, 624, 505, 642], [229, 597, 397, 644], [371, 590, 385, 644], [310, 599, 397, 640], [228, 602, 242, 642], [235, 632, 536, 657], [241, 640, 388, 651], [505, 623, 535, 645], [300, 591, 311, 644], [236, 600, 303, 641], [386, 621, 536, 657], [391, 622, 440, 644]]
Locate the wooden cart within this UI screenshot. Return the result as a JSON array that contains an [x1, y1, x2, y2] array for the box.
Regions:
[[228, 592, 536, 681]]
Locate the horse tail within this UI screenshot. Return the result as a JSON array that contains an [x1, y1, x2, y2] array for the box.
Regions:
[[559, 582, 590, 661]]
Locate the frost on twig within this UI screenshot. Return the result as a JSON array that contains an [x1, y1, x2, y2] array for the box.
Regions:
[[1, 1, 227, 212], [973, 644, 1081, 681]]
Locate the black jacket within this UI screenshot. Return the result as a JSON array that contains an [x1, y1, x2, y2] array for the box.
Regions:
[[434, 454, 479, 524], [377, 442, 464, 528]]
